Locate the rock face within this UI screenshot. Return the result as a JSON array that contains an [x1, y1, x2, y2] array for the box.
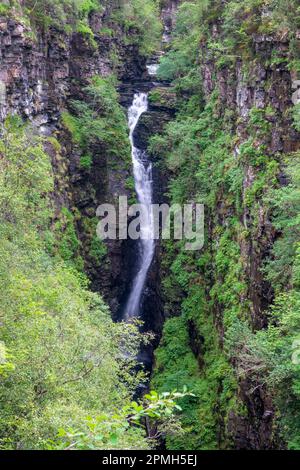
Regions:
[[147, 4, 300, 450], [161, 0, 181, 40], [0, 4, 178, 321], [208, 37, 298, 332], [0, 12, 147, 124], [0, 0, 181, 339], [0, 9, 149, 315], [195, 29, 299, 449]]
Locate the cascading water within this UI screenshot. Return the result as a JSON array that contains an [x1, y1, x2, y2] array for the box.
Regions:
[[123, 93, 155, 320], [146, 64, 159, 76]]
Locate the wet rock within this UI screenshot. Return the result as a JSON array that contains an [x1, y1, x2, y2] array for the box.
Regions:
[[133, 110, 172, 150]]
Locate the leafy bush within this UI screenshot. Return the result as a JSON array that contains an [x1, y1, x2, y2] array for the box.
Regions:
[[112, 0, 162, 56], [79, 154, 93, 169], [0, 122, 146, 450], [76, 20, 97, 48], [0, 4, 10, 16], [49, 390, 191, 450], [157, 1, 206, 81], [62, 75, 130, 164], [53, 207, 82, 267]]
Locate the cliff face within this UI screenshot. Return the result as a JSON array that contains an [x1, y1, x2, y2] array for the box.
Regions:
[[0, 0, 180, 335], [0, 12, 146, 124], [151, 2, 300, 451], [1, 0, 299, 451], [204, 32, 299, 319], [202, 30, 299, 449], [0, 8, 149, 314]]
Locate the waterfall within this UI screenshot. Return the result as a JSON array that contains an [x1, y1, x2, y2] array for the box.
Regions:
[[146, 64, 159, 76], [124, 93, 155, 320]]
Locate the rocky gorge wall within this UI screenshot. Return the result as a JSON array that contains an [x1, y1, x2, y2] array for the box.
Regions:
[[0, 5, 151, 315], [150, 1, 300, 451], [0, 0, 180, 344], [1, 0, 299, 451], [201, 27, 300, 450], [206, 34, 298, 450]]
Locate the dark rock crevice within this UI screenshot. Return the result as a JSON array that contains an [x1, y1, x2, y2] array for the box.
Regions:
[[115, 78, 176, 369]]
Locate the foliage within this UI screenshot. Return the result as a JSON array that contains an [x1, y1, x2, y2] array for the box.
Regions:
[[0, 117, 53, 230], [112, 0, 162, 56], [152, 286, 239, 450], [263, 155, 300, 291], [0, 119, 187, 451], [293, 104, 300, 132], [80, 154, 93, 169], [0, 122, 147, 450], [10, 0, 101, 31], [4, 1, 162, 57], [157, 1, 207, 82], [62, 75, 130, 164], [76, 20, 97, 48], [48, 390, 191, 450], [52, 207, 83, 269], [226, 251, 300, 448], [151, 0, 300, 451], [89, 236, 107, 263], [82, 217, 108, 264], [0, 4, 10, 16]]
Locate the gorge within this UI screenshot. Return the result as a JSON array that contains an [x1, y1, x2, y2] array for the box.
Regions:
[[0, 0, 300, 453]]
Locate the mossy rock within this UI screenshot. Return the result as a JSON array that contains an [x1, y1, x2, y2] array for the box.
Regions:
[[149, 87, 177, 111]]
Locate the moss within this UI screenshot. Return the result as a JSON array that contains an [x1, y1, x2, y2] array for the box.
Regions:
[[0, 4, 10, 16], [149, 87, 177, 109], [47, 136, 62, 154], [99, 26, 114, 37], [111, 0, 162, 56], [76, 20, 97, 49], [61, 111, 80, 142], [53, 207, 83, 270], [81, 217, 108, 265], [79, 154, 93, 170], [89, 237, 107, 264]]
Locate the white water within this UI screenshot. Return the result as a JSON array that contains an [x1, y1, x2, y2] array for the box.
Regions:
[[124, 93, 155, 319], [146, 64, 159, 77]]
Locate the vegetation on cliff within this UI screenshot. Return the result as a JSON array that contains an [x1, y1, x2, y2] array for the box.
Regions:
[[1, 0, 300, 453], [62, 75, 131, 168], [151, 0, 300, 450], [0, 118, 188, 450], [1, 0, 162, 55], [0, 1, 183, 451]]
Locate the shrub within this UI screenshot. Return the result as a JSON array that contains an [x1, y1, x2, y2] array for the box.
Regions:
[[62, 75, 130, 164], [0, 122, 148, 450]]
